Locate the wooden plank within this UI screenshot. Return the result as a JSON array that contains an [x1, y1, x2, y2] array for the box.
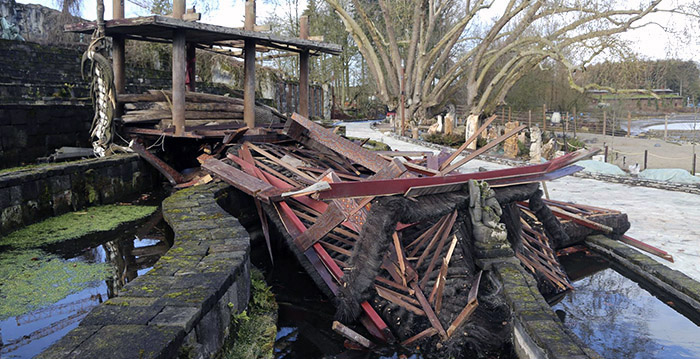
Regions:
[[401, 328, 438, 347], [407, 215, 447, 254], [446, 271, 481, 338], [439, 114, 497, 172], [411, 282, 447, 339], [620, 235, 674, 262], [429, 234, 458, 312], [374, 286, 425, 316], [441, 124, 527, 174], [392, 232, 406, 284], [374, 275, 414, 295], [332, 321, 372, 348], [246, 142, 317, 183], [419, 211, 456, 288], [202, 158, 274, 200], [131, 141, 185, 185], [295, 159, 408, 251], [286, 113, 388, 173]]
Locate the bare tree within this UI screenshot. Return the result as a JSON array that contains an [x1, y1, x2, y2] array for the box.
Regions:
[[325, 0, 667, 123]]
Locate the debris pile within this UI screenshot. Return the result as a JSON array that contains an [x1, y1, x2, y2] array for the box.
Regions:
[[125, 110, 671, 356]]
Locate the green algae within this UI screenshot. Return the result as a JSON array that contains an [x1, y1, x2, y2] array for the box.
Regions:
[[0, 249, 110, 320], [219, 269, 277, 359], [0, 204, 158, 249]]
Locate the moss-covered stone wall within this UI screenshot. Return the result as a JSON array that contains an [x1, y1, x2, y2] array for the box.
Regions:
[[0, 154, 155, 235], [38, 181, 253, 359]]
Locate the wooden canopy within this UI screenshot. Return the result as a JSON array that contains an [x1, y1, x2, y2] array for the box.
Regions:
[[65, 15, 342, 55]]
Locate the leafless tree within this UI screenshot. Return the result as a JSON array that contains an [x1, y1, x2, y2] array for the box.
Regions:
[[326, 0, 667, 123]]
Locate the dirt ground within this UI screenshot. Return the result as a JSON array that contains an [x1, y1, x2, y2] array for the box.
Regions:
[[568, 131, 698, 173]]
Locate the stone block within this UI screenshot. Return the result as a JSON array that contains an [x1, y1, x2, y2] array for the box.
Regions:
[[67, 325, 185, 359], [194, 304, 225, 357], [149, 306, 201, 332], [80, 305, 165, 326], [35, 325, 103, 359]]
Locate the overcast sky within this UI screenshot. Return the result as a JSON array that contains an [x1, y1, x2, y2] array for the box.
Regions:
[[15, 0, 700, 62]]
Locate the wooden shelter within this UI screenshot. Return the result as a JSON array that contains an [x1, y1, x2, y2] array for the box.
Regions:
[[65, 0, 341, 135]]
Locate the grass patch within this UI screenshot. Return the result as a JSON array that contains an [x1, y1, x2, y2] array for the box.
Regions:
[[0, 204, 158, 249], [218, 269, 278, 359], [423, 132, 465, 147], [0, 249, 110, 319]]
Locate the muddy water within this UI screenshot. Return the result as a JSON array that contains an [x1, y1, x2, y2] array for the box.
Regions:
[[553, 250, 700, 359], [0, 213, 171, 359]]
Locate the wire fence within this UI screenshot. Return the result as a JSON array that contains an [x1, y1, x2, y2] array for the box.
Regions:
[[489, 105, 700, 175]]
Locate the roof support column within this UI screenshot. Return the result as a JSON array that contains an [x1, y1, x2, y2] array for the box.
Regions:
[[112, 0, 125, 116], [172, 0, 186, 136], [243, 0, 256, 128], [299, 15, 309, 118]]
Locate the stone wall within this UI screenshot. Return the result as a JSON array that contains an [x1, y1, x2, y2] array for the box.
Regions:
[[586, 235, 700, 318], [0, 0, 84, 45], [39, 181, 252, 359], [0, 154, 155, 235]]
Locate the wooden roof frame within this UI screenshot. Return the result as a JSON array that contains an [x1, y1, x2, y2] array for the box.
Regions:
[[65, 15, 342, 55]]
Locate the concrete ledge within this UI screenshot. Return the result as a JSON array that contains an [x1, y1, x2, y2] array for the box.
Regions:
[[586, 235, 700, 319], [39, 181, 251, 359], [0, 153, 155, 235], [493, 261, 600, 359]]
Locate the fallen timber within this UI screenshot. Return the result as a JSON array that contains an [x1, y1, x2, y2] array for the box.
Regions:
[[119, 109, 690, 356], [188, 112, 613, 356]]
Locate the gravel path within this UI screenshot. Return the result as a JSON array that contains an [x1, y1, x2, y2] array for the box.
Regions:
[[345, 121, 700, 281]]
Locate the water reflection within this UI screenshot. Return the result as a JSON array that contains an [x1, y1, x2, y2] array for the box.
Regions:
[[553, 252, 700, 359], [0, 213, 171, 358]]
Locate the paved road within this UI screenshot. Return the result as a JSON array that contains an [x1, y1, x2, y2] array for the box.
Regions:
[[345, 121, 700, 281]]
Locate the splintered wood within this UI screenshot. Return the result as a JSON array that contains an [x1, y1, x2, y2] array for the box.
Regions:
[[142, 112, 607, 346]]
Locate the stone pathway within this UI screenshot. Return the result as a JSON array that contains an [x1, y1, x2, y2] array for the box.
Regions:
[[345, 121, 700, 282]]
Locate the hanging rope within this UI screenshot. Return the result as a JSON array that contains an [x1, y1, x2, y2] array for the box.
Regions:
[[82, 0, 117, 157]]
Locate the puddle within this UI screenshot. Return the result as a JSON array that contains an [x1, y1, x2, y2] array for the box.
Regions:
[[552, 250, 700, 359], [0, 211, 171, 358]]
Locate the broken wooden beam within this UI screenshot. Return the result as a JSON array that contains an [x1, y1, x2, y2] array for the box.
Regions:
[[286, 113, 388, 173], [130, 141, 185, 185], [332, 321, 373, 349]]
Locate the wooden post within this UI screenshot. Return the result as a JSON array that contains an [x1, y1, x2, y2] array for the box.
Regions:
[[664, 114, 668, 141], [603, 111, 606, 136], [299, 15, 309, 118], [112, 0, 125, 116], [400, 66, 405, 137], [604, 145, 608, 163], [508, 106, 511, 123], [573, 107, 577, 138], [173, 0, 185, 18], [627, 111, 631, 137], [565, 112, 569, 134], [528, 110, 531, 128], [243, 0, 256, 128], [542, 104, 546, 131], [693, 153, 697, 176], [644, 150, 648, 170], [172, 30, 186, 136]]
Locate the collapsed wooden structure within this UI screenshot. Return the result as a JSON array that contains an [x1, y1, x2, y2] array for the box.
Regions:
[[171, 112, 604, 355]]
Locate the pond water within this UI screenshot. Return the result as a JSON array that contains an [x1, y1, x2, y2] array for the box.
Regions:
[[643, 122, 700, 132], [553, 250, 700, 359], [258, 248, 421, 359], [0, 212, 171, 358]]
